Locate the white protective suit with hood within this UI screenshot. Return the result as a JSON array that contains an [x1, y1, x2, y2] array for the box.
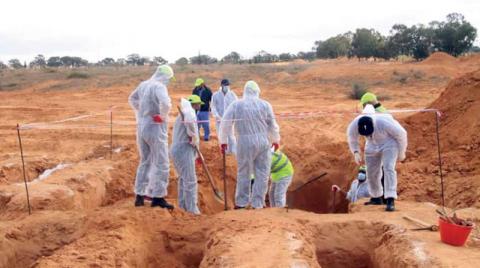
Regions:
[[211, 87, 238, 154], [346, 176, 370, 203], [171, 98, 200, 214], [220, 81, 280, 208], [129, 66, 172, 198], [347, 111, 407, 199]]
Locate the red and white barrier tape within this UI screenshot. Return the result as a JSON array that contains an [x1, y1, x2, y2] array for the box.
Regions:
[[18, 107, 440, 130]]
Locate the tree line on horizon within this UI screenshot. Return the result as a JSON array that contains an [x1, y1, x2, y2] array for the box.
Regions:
[[0, 13, 478, 70]]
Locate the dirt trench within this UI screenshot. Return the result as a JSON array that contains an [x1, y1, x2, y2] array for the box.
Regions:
[[199, 212, 435, 267]]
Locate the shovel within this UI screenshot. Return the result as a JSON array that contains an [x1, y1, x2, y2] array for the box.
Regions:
[[194, 146, 225, 202], [402, 215, 438, 232]]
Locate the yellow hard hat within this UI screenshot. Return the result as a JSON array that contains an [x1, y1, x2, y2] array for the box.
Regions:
[[194, 78, 205, 87], [157, 65, 175, 80], [360, 92, 377, 105], [188, 95, 204, 105], [245, 80, 260, 93]]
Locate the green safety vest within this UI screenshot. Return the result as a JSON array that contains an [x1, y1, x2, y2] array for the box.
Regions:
[[270, 151, 294, 182]]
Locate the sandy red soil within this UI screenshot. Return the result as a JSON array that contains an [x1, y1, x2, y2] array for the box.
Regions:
[[1, 53, 479, 267]]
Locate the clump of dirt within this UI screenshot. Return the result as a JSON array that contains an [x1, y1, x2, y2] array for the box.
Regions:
[[421, 52, 457, 65], [401, 69, 480, 208]]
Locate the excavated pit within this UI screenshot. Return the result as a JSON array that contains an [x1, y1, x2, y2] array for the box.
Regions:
[[312, 221, 432, 267], [287, 173, 350, 214], [199, 214, 433, 267]]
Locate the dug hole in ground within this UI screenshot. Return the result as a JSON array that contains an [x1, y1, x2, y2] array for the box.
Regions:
[[1, 53, 480, 267]]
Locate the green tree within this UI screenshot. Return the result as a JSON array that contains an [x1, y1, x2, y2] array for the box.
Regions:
[[252, 51, 278, 63], [221, 52, 241, 64], [410, 25, 435, 60], [47, 56, 63, 67], [351, 28, 385, 59], [278, 53, 295, 61], [387, 24, 415, 57], [126, 54, 141, 65], [29, 54, 47, 68], [190, 54, 217, 64], [432, 13, 477, 56], [60, 56, 88, 67], [316, 33, 352, 59], [99, 57, 115, 66], [296, 51, 316, 61], [152, 56, 168, 65], [8, 59, 23, 69], [175, 57, 189, 65], [116, 58, 126, 66]]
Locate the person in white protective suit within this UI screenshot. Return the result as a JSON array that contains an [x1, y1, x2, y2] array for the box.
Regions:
[[128, 65, 174, 209], [211, 79, 238, 154], [220, 81, 280, 209], [331, 166, 370, 203], [171, 95, 203, 215], [347, 104, 407, 212]]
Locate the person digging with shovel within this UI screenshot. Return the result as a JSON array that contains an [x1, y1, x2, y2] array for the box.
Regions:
[[170, 95, 204, 215]]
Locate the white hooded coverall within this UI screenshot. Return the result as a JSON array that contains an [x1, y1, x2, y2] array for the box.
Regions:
[[347, 114, 407, 199], [220, 81, 280, 208], [129, 68, 172, 198], [171, 99, 201, 214], [211, 87, 238, 154]]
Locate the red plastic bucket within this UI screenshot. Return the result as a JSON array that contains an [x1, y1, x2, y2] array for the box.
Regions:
[[439, 217, 474, 246]]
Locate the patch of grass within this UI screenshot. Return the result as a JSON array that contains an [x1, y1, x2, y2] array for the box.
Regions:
[[43, 68, 57, 73], [397, 75, 408, 84], [67, 72, 90, 79], [392, 72, 408, 84], [350, 82, 367, 100], [411, 69, 425, 80]]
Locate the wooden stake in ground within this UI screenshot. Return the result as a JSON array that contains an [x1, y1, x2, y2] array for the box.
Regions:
[[16, 124, 32, 215], [223, 151, 228, 210], [110, 108, 113, 159], [434, 111, 446, 208]]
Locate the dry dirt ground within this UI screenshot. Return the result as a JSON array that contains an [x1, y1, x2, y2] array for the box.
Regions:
[[1, 52, 479, 267]]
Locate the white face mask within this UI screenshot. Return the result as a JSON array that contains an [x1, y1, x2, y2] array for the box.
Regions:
[[160, 77, 170, 86], [357, 173, 366, 182], [222, 86, 229, 93]]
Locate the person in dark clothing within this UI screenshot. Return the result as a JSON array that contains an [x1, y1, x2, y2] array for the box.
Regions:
[[192, 78, 213, 141]]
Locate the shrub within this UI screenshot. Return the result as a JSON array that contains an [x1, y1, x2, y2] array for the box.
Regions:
[[43, 68, 57, 73], [350, 82, 367, 100], [411, 69, 425, 80], [67, 72, 90, 79]]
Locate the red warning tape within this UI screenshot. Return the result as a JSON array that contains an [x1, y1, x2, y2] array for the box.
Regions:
[[17, 107, 440, 130]]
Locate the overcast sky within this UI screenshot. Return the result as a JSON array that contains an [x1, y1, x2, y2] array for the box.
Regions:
[[1, 0, 479, 63]]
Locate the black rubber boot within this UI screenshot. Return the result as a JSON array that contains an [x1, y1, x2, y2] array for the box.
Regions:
[[135, 195, 145, 207], [364, 197, 383, 206], [151, 197, 174, 210], [385, 198, 395, 212]]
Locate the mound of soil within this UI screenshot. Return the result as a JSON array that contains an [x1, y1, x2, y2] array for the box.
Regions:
[[421, 52, 457, 65], [401, 69, 480, 208]]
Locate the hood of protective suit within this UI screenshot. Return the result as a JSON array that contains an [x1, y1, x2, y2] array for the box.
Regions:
[[150, 65, 174, 84], [179, 98, 199, 145], [362, 104, 376, 114], [243, 80, 260, 99]]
